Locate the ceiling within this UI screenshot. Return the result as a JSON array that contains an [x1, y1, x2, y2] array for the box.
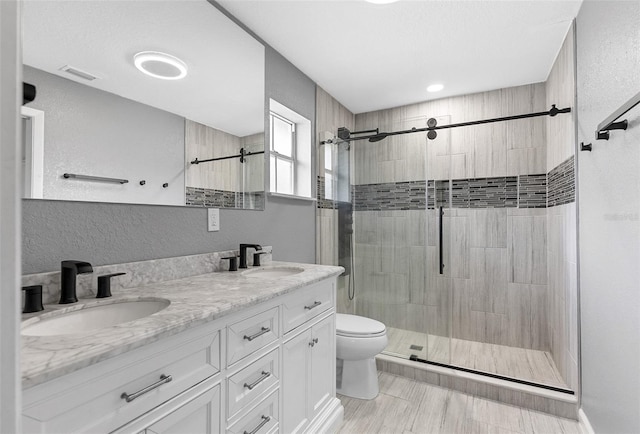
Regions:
[[22, 0, 265, 137], [218, 0, 583, 115]]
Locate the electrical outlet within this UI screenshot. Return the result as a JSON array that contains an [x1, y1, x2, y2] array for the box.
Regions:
[[207, 208, 220, 232]]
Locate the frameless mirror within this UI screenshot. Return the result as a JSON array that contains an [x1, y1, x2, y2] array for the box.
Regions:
[[21, 0, 265, 209]]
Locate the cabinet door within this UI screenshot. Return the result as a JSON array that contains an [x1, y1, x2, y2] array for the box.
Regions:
[[282, 328, 312, 434], [144, 384, 220, 434], [309, 315, 335, 417]]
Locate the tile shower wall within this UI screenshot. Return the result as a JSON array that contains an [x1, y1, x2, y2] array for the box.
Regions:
[[545, 24, 578, 391], [316, 39, 578, 388], [353, 82, 553, 352], [315, 86, 355, 315]]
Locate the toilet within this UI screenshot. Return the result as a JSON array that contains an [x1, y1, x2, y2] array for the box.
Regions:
[[335, 313, 388, 400]]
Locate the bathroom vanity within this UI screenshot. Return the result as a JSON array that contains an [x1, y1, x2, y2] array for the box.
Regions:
[[21, 261, 344, 433]]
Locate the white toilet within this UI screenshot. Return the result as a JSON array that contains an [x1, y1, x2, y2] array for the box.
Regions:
[[335, 313, 388, 400]]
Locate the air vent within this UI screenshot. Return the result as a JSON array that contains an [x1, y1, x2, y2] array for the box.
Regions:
[[59, 65, 98, 81]]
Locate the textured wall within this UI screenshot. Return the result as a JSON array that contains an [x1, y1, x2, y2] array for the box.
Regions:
[[23, 66, 186, 206], [544, 24, 579, 391], [22, 44, 318, 274], [576, 1, 640, 432]]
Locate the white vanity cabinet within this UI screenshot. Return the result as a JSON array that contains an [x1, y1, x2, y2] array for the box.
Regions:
[[22, 321, 222, 434], [117, 377, 222, 434], [281, 278, 341, 434], [282, 314, 335, 434], [22, 273, 343, 434]]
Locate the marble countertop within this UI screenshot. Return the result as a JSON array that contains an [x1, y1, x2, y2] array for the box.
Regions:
[[21, 261, 343, 389]]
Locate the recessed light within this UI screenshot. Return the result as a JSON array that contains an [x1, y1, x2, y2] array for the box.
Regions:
[[134, 51, 187, 80], [365, 0, 400, 4], [427, 83, 444, 93]]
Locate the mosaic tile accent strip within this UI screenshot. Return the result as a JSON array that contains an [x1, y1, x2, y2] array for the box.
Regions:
[[317, 176, 338, 209], [434, 180, 450, 208], [547, 155, 575, 207], [349, 158, 574, 211], [355, 175, 542, 211], [519, 174, 547, 208], [185, 187, 263, 209], [473, 177, 517, 208], [353, 181, 427, 211], [427, 180, 435, 209]]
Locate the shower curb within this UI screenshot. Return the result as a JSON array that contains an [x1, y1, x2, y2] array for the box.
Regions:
[[376, 354, 579, 420]]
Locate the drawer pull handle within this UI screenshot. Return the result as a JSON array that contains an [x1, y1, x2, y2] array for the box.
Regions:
[[304, 301, 322, 310], [121, 374, 172, 403], [244, 326, 270, 341], [309, 337, 319, 347], [244, 415, 270, 434], [244, 371, 271, 390]]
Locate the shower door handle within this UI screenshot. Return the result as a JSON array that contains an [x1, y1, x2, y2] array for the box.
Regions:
[[439, 206, 444, 275]]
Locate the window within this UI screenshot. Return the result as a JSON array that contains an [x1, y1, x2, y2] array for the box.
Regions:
[[268, 99, 312, 199], [324, 144, 334, 200], [270, 113, 296, 195]]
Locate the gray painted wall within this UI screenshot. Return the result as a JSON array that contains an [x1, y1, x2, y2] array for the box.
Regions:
[[576, 1, 640, 432], [23, 66, 185, 205], [22, 45, 317, 274]]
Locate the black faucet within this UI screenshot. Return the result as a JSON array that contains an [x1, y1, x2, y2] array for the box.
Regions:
[[22, 285, 44, 313], [60, 260, 93, 304], [239, 244, 262, 269]]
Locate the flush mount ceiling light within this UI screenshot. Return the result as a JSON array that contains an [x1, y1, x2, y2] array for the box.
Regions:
[[133, 51, 187, 80], [427, 83, 444, 93]]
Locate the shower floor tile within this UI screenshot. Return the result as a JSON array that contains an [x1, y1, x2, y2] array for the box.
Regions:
[[337, 372, 580, 434], [384, 327, 568, 389]]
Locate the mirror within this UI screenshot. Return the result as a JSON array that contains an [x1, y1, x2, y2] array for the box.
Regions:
[[21, 0, 265, 209]]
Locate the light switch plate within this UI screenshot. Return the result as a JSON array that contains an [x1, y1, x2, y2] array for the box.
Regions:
[[207, 208, 220, 232]]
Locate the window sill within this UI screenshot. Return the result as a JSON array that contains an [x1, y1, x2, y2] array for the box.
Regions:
[[267, 192, 317, 203]]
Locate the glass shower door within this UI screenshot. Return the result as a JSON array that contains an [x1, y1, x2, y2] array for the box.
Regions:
[[424, 115, 453, 366]]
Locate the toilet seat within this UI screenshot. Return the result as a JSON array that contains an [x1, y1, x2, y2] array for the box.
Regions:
[[336, 314, 386, 338]]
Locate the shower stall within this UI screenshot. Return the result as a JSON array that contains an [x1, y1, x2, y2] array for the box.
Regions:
[[317, 79, 579, 394]]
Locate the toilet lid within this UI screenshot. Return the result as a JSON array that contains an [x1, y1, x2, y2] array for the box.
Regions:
[[336, 314, 386, 337]]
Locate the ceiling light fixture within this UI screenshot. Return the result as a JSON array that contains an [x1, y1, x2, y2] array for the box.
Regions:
[[133, 51, 188, 80], [427, 83, 444, 93]]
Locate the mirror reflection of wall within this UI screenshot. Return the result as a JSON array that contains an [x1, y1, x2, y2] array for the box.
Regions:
[[185, 121, 264, 209], [24, 65, 186, 205], [21, 0, 265, 209]]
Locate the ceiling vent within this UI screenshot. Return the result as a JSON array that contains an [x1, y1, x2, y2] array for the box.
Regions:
[[59, 65, 99, 81]]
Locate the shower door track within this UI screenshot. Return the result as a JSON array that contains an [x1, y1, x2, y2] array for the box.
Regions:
[[408, 355, 575, 395], [338, 104, 571, 143]]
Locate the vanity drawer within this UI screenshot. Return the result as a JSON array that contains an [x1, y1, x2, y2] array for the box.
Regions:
[[23, 327, 221, 434], [227, 389, 279, 434], [227, 306, 279, 366], [283, 279, 333, 333], [227, 348, 280, 420]]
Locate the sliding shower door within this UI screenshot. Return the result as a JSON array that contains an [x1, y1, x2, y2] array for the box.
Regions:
[[423, 116, 453, 366], [327, 87, 576, 391]]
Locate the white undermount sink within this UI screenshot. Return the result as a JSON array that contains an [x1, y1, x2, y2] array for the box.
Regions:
[[21, 298, 171, 337], [241, 266, 304, 279]]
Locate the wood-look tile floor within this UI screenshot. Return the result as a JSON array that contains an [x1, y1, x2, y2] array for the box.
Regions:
[[385, 327, 568, 388], [337, 372, 580, 434]]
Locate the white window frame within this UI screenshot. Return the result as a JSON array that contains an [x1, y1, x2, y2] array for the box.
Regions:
[[268, 99, 313, 200], [270, 112, 296, 195]]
